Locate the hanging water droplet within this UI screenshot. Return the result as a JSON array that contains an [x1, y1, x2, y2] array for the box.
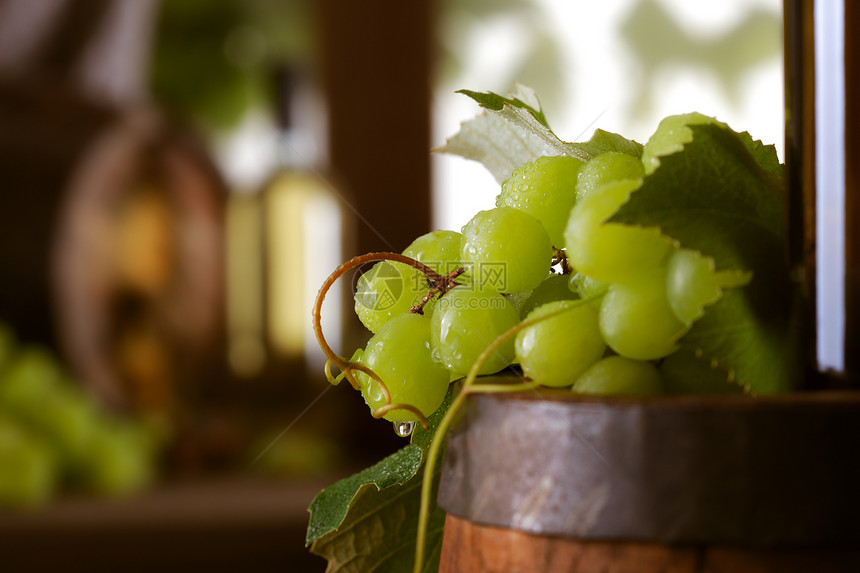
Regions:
[[431, 347, 442, 362], [393, 420, 415, 437]]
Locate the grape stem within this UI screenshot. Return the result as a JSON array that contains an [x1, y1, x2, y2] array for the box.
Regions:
[[412, 293, 605, 573], [552, 248, 573, 274], [313, 252, 457, 431], [411, 267, 465, 314]]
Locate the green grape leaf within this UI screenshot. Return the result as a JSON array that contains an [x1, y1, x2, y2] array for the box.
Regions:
[[611, 123, 800, 393], [305, 445, 423, 547], [614, 124, 784, 270], [306, 382, 460, 571], [437, 86, 642, 184], [456, 87, 550, 127], [307, 449, 446, 573], [681, 285, 803, 394], [436, 85, 589, 183], [737, 131, 783, 177]]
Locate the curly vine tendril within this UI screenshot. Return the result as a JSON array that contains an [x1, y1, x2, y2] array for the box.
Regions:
[[313, 252, 441, 431]]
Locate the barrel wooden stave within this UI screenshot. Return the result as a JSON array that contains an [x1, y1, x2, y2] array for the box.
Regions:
[[440, 513, 860, 573]]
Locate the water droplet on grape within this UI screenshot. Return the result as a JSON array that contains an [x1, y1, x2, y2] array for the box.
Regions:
[[393, 420, 415, 437]]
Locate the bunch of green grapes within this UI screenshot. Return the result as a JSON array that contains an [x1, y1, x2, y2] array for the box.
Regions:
[[326, 113, 751, 432], [0, 323, 162, 507]]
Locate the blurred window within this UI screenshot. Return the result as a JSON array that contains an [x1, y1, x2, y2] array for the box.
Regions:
[[433, 0, 783, 231]]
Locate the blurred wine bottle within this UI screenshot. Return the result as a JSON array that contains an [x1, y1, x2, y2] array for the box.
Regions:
[[225, 65, 351, 390], [217, 64, 364, 475], [785, 0, 860, 387], [0, 0, 226, 414], [265, 66, 349, 378]]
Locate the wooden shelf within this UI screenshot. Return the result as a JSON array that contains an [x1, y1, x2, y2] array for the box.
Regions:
[[0, 476, 329, 572]]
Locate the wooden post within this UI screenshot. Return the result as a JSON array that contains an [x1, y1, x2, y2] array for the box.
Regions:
[[317, 0, 434, 258]]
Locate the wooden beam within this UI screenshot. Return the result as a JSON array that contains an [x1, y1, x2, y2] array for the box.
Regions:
[[318, 0, 434, 257]]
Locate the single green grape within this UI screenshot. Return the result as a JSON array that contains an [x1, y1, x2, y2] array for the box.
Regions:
[[517, 274, 579, 318], [503, 289, 533, 317], [573, 356, 665, 396], [460, 206, 553, 294], [659, 349, 745, 395], [402, 230, 464, 276], [568, 272, 608, 300], [354, 314, 450, 422], [36, 389, 101, 474], [666, 248, 752, 324], [575, 152, 644, 201], [496, 156, 584, 248], [430, 285, 520, 376], [564, 179, 672, 284], [82, 419, 155, 495], [354, 261, 435, 333], [0, 348, 64, 408], [599, 266, 688, 360], [0, 416, 57, 506], [516, 300, 605, 387], [641, 112, 723, 175], [0, 350, 99, 472]]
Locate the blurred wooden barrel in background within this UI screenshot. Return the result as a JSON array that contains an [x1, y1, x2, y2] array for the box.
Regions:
[[0, 79, 226, 414], [0, 0, 227, 416]]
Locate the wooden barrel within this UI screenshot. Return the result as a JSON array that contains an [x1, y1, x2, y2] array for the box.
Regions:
[[0, 79, 225, 414], [437, 387, 860, 572]]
